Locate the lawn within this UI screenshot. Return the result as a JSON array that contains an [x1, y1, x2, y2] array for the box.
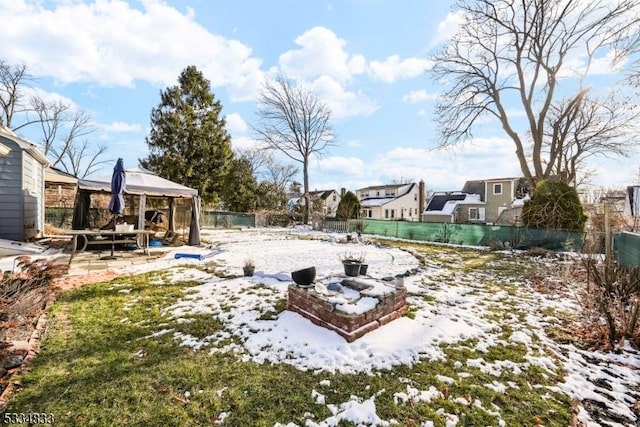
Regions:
[[3, 228, 638, 426]]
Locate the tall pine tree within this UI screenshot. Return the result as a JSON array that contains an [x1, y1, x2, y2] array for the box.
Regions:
[[140, 65, 232, 205]]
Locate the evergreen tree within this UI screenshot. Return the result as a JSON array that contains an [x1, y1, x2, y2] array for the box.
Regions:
[[521, 180, 587, 232], [336, 191, 361, 220], [140, 65, 233, 204], [221, 156, 259, 212]]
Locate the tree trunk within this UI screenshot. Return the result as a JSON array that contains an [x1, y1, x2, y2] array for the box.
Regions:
[[302, 158, 310, 224]]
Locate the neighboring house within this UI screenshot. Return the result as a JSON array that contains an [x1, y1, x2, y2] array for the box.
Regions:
[[357, 181, 425, 222], [309, 189, 341, 217], [462, 177, 529, 224], [0, 126, 50, 241], [423, 177, 529, 225], [45, 166, 78, 208], [422, 192, 486, 223]]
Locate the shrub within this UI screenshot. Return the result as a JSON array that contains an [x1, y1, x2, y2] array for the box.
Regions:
[[521, 180, 587, 231], [577, 257, 640, 349]]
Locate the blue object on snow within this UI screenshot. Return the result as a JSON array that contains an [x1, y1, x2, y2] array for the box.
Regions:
[[327, 282, 344, 292], [174, 253, 206, 260], [174, 249, 223, 261]]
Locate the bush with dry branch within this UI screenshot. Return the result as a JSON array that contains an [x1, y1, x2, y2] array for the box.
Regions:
[[576, 257, 640, 349], [1, 257, 68, 300]]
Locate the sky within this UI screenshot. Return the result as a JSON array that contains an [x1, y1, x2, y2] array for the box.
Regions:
[[1, 0, 638, 194], [1, 226, 638, 425]]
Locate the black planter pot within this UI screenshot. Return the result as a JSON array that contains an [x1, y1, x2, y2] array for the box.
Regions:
[[359, 264, 369, 275], [343, 261, 361, 277], [292, 266, 316, 286], [243, 266, 255, 276]]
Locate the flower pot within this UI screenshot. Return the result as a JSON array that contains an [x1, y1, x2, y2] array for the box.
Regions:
[[343, 261, 361, 277], [359, 264, 368, 275], [243, 266, 255, 277], [291, 266, 316, 286]]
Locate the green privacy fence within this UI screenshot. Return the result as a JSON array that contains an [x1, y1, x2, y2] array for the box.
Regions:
[[324, 219, 583, 251], [614, 232, 640, 267], [201, 210, 256, 228]]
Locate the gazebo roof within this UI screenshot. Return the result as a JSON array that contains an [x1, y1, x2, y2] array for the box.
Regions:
[[78, 167, 197, 198]]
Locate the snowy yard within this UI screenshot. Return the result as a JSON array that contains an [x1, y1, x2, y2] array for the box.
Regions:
[[5, 227, 640, 426]]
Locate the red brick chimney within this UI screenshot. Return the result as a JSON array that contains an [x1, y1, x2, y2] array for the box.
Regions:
[[418, 180, 426, 220]]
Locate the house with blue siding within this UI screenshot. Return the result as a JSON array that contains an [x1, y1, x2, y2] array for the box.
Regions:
[[0, 127, 50, 241]]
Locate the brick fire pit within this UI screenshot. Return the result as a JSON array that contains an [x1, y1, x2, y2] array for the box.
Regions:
[[287, 278, 408, 342]]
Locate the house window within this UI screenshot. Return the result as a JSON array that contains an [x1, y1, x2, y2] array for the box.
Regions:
[[385, 209, 389, 218], [376, 191, 380, 196], [493, 183, 503, 195], [368, 210, 372, 218], [414, 193, 417, 201], [390, 209, 395, 218], [332, 194, 337, 202], [469, 207, 486, 221]]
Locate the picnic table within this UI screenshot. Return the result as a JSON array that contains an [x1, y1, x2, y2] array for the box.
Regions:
[[67, 229, 153, 263]]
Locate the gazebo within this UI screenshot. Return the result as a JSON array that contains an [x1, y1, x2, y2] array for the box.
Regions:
[[72, 167, 201, 245]]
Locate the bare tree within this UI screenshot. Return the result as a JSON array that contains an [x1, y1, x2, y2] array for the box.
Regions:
[[253, 75, 335, 223], [430, 0, 640, 187], [262, 153, 299, 194], [0, 58, 107, 178], [0, 60, 30, 127]]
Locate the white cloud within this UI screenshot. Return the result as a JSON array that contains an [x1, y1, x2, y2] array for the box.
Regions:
[[313, 156, 365, 176], [225, 113, 249, 134], [97, 121, 142, 133], [278, 26, 367, 82], [361, 140, 521, 191], [402, 90, 438, 103], [231, 135, 262, 151], [0, 0, 263, 101], [309, 75, 379, 120], [430, 11, 465, 47], [369, 55, 431, 83]]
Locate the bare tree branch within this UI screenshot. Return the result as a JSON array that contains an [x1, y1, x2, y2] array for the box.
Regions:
[[431, 0, 640, 187], [0, 60, 30, 128], [252, 75, 335, 223]]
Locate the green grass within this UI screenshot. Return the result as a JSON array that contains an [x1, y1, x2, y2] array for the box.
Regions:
[[3, 241, 573, 426]]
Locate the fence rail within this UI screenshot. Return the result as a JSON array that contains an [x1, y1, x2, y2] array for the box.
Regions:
[[201, 211, 256, 228], [319, 218, 583, 252]]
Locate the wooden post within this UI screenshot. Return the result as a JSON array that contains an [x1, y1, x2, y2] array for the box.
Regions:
[[604, 202, 612, 265]]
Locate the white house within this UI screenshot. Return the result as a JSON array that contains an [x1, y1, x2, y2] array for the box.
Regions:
[[309, 189, 341, 217], [357, 181, 425, 222]]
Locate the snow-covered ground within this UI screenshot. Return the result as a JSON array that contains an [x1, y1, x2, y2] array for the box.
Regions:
[[5, 227, 640, 425]]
